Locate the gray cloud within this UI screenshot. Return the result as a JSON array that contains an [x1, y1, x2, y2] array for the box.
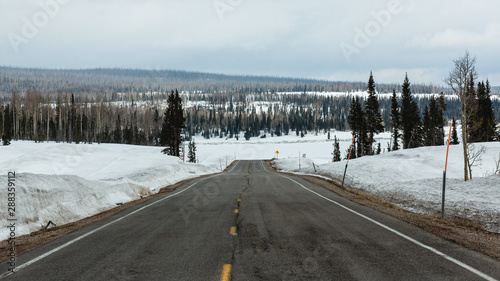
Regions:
[[1, 0, 499, 85]]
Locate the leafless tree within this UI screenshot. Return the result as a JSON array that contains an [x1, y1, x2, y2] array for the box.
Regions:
[[467, 144, 485, 179], [445, 51, 477, 181]]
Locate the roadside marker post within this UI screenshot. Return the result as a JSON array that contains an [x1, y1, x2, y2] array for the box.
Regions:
[[442, 123, 453, 219], [341, 136, 355, 189]]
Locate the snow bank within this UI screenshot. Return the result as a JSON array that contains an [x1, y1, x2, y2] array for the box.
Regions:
[[275, 142, 500, 233], [0, 142, 219, 238]]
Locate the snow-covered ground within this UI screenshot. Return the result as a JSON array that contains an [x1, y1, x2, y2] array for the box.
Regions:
[[1, 129, 499, 240], [0, 142, 220, 238], [273, 134, 500, 234]]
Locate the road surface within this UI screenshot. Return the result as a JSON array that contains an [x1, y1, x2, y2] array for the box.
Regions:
[[2, 160, 499, 280]]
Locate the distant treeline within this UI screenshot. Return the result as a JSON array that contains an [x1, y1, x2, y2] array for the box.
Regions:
[[2, 88, 497, 147], [0, 66, 450, 96]]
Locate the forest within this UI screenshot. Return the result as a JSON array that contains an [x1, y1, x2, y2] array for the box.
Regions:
[[1, 67, 499, 153]]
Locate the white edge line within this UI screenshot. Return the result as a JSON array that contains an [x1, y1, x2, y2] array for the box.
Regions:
[[280, 175, 497, 281], [226, 160, 240, 173], [0, 173, 221, 279], [260, 160, 269, 172]]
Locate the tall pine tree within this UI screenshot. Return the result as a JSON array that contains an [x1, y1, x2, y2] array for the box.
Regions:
[[400, 74, 422, 149], [390, 89, 400, 151], [451, 118, 459, 145], [0, 106, 4, 141], [423, 96, 446, 146], [466, 74, 480, 143], [423, 105, 432, 146], [348, 97, 366, 158], [474, 80, 496, 141], [2, 104, 12, 146], [364, 72, 384, 154], [161, 90, 186, 156], [188, 139, 197, 163]]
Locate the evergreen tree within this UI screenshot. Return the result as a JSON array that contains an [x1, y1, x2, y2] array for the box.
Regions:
[[0, 107, 3, 140], [161, 90, 186, 156], [244, 127, 251, 140], [364, 72, 384, 154], [422, 96, 445, 147], [2, 104, 12, 146], [348, 97, 367, 157], [400, 74, 422, 149], [390, 89, 400, 151], [124, 123, 133, 144], [466, 74, 480, 142], [474, 80, 496, 141], [434, 93, 447, 146], [452, 118, 459, 145], [332, 135, 341, 162], [113, 115, 122, 143], [423, 105, 432, 146], [188, 139, 197, 163]]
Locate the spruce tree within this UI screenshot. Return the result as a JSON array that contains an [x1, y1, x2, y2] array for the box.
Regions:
[[332, 135, 341, 162], [423, 105, 432, 146], [188, 139, 197, 163], [113, 115, 122, 143], [451, 118, 459, 145], [435, 93, 447, 145], [2, 104, 12, 146], [423, 96, 444, 146], [400, 74, 422, 149], [348, 97, 366, 157], [475, 80, 496, 141], [161, 90, 186, 156], [390, 89, 400, 151], [0, 106, 3, 140], [364, 72, 384, 154], [466, 74, 480, 142]]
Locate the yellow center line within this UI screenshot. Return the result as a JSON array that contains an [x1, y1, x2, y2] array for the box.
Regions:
[[230, 226, 237, 235], [221, 264, 232, 281], [237, 198, 241, 202], [234, 209, 239, 214]]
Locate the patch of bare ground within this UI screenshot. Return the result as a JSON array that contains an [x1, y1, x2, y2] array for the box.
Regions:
[[266, 161, 500, 261], [0, 164, 232, 264]]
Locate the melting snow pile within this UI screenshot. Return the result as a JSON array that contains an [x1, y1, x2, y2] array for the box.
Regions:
[[0, 142, 219, 238]]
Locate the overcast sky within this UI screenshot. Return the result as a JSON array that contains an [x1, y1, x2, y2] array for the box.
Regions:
[[1, 0, 499, 86]]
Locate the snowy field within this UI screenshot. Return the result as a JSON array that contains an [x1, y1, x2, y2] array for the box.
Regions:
[[272, 134, 500, 234], [1, 129, 499, 240]]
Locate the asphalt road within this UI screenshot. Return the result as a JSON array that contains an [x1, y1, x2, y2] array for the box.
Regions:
[[2, 160, 499, 280]]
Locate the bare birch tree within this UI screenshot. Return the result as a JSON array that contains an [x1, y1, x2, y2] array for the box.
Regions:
[[445, 51, 477, 181]]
